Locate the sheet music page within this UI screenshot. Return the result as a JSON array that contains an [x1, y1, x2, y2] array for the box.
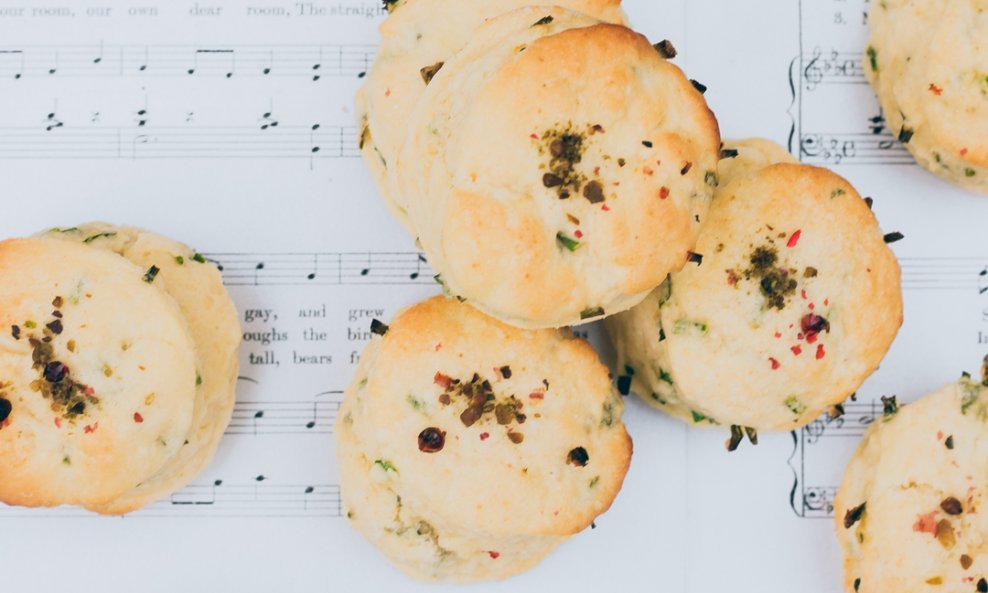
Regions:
[[0, 1, 984, 591]]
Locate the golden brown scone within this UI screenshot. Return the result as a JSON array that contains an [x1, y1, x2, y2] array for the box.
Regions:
[[356, 0, 626, 230], [834, 374, 987, 593], [0, 237, 198, 510], [396, 8, 720, 328], [42, 224, 240, 514], [865, 0, 988, 194], [607, 140, 902, 432], [607, 139, 798, 424], [336, 296, 632, 582]]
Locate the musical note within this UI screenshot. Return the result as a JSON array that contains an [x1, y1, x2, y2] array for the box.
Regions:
[[188, 48, 236, 77], [979, 267, 988, 295], [44, 111, 64, 132], [92, 41, 104, 65], [258, 110, 278, 131], [312, 47, 322, 81], [0, 49, 25, 79], [227, 398, 342, 435], [800, 131, 914, 166], [47, 51, 58, 75]]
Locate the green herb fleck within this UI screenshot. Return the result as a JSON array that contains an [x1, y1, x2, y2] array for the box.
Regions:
[[831, 188, 846, 198], [672, 319, 707, 335], [658, 369, 674, 385], [898, 127, 914, 143], [175, 255, 185, 265], [374, 459, 398, 474], [589, 475, 600, 488], [965, 168, 977, 178], [83, 232, 116, 244], [50, 227, 79, 233], [866, 46, 878, 72], [580, 307, 604, 320], [704, 171, 718, 187], [532, 15, 553, 26], [143, 265, 160, 283], [557, 232, 581, 252], [784, 395, 806, 416], [62, 455, 71, 465], [196, 373, 202, 386], [192, 253, 206, 263], [24, 320, 36, 329]]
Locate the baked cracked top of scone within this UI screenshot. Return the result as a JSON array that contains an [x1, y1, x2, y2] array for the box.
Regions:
[[834, 373, 987, 593], [865, 0, 988, 194], [658, 162, 901, 431], [0, 237, 198, 509], [40, 223, 241, 514], [396, 8, 720, 328], [338, 296, 631, 539], [356, 0, 626, 228]]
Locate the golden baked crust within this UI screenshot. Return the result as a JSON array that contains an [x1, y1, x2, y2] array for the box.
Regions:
[[356, 0, 626, 229], [42, 224, 241, 514], [866, 0, 988, 193], [398, 11, 720, 328], [335, 296, 632, 581], [0, 237, 198, 509], [607, 139, 798, 423], [834, 378, 988, 593]]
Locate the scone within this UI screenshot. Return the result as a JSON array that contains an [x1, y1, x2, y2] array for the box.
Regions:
[[396, 8, 720, 328], [0, 226, 240, 514], [41, 223, 241, 514], [336, 296, 632, 582], [356, 0, 626, 229], [834, 370, 987, 593], [606, 139, 902, 432], [865, 0, 988, 194]]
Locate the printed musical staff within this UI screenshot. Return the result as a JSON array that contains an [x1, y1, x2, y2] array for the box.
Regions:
[[0, 481, 342, 518], [209, 252, 437, 286], [227, 399, 341, 435], [0, 124, 360, 160], [801, 48, 866, 91], [800, 131, 914, 166], [0, 43, 376, 80]]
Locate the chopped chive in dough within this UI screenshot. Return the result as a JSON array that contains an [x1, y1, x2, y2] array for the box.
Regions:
[[658, 369, 673, 384], [673, 319, 707, 335], [174, 255, 185, 265], [704, 171, 718, 187], [419, 61, 443, 85], [687, 252, 703, 265], [719, 148, 739, 159], [83, 231, 116, 244], [616, 375, 632, 396], [883, 232, 904, 244], [143, 265, 160, 283], [744, 426, 758, 444], [24, 320, 36, 329], [965, 168, 977, 178], [653, 39, 677, 59], [843, 502, 866, 528], [960, 383, 979, 414], [881, 395, 898, 417], [580, 306, 604, 320], [727, 425, 744, 451], [680, 161, 692, 175], [641, 140, 653, 148], [866, 46, 878, 72], [557, 232, 581, 252], [831, 188, 846, 198], [864, 197, 873, 209], [358, 124, 370, 150], [192, 252, 206, 263], [370, 319, 389, 336], [532, 15, 553, 26], [382, 0, 398, 13], [853, 578, 861, 592], [897, 127, 914, 143], [374, 459, 398, 474], [689, 79, 707, 94], [784, 395, 806, 415], [50, 227, 79, 233], [690, 410, 710, 423]]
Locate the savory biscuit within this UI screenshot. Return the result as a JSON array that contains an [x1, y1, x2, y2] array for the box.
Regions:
[[834, 374, 987, 593], [0, 237, 198, 510], [865, 0, 988, 193], [336, 296, 632, 581], [607, 140, 902, 432], [42, 224, 241, 514], [356, 0, 626, 229], [396, 9, 720, 328]]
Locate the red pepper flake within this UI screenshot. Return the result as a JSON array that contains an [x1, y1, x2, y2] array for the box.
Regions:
[[85, 386, 95, 396], [774, 332, 782, 338], [913, 511, 938, 534], [808, 302, 815, 310], [1, 418, 9, 429], [434, 343, 442, 351], [384, 88, 391, 97], [807, 333, 818, 344], [488, 551, 500, 559], [433, 372, 452, 389], [770, 357, 780, 370], [659, 186, 670, 199], [643, 167, 654, 176], [787, 230, 802, 248], [601, 204, 610, 211], [529, 391, 544, 400], [815, 344, 825, 360], [937, 431, 943, 440], [54, 417, 62, 428], [134, 412, 144, 423], [574, 230, 584, 239], [824, 298, 829, 306], [83, 422, 99, 434], [801, 289, 808, 300], [960, 148, 968, 157], [480, 432, 489, 441], [529, 133, 538, 140], [797, 333, 805, 340], [791, 345, 803, 356], [929, 83, 943, 95], [593, 166, 600, 175]]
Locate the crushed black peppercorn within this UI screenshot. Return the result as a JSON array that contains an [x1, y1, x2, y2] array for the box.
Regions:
[[143, 265, 160, 283], [720, 148, 739, 159], [940, 497, 963, 515], [690, 79, 707, 94], [844, 502, 866, 529], [616, 375, 632, 396], [883, 232, 904, 244], [567, 447, 589, 467], [417, 427, 446, 453], [945, 435, 954, 450], [370, 319, 389, 336], [977, 578, 987, 593]]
